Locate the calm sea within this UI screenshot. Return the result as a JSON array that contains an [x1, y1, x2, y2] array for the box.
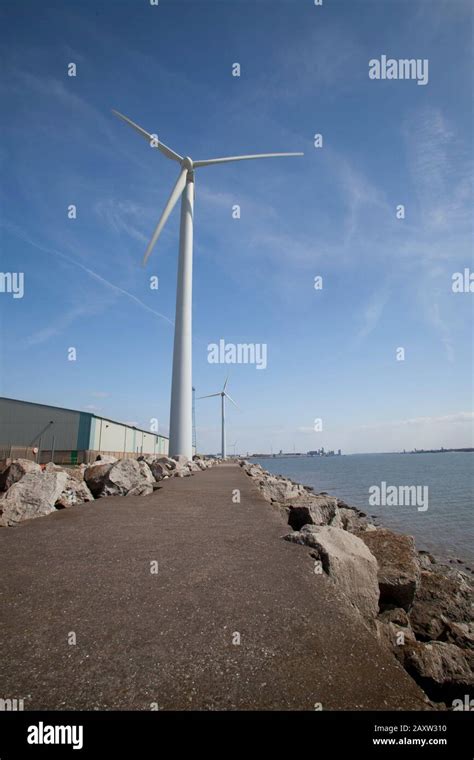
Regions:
[[251, 453, 474, 564]]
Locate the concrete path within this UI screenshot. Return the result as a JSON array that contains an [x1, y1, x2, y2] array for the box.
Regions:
[[0, 464, 428, 710]]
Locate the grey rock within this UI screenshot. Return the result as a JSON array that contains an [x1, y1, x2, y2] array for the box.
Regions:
[[402, 641, 474, 699], [56, 476, 94, 509], [153, 456, 177, 471], [440, 621, 474, 650], [84, 462, 113, 497], [0, 469, 68, 526], [358, 528, 421, 611], [259, 474, 307, 504], [418, 550, 436, 569], [285, 524, 379, 623], [409, 569, 473, 641], [1, 458, 42, 491], [288, 494, 341, 530], [101, 459, 154, 497], [339, 507, 372, 533], [146, 460, 169, 482]]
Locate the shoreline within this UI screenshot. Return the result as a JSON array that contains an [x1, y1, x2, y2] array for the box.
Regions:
[[240, 458, 474, 709], [248, 455, 474, 574]]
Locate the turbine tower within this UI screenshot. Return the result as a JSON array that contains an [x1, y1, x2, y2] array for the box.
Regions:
[[198, 378, 238, 459], [112, 110, 303, 459]]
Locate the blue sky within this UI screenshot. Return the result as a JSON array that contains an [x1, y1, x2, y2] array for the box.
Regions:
[[0, 0, 472, 454]]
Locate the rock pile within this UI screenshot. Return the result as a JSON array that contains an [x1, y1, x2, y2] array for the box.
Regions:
[[0, 454, 218, 527], [240, 459, 473, 707]]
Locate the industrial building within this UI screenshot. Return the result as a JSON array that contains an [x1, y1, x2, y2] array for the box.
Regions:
[[0, 397, 169, 464]]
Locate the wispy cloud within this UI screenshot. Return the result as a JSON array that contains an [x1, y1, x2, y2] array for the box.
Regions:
[[3, 221, 173, 327], [359, 412, 474, 430], [403, 106, 473, 231], [355, 288, 391, 344]]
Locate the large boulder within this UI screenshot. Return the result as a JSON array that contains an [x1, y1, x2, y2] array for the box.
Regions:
[[259, 474, 307, 504], [357, 528, 420, 611], [0, 469, 68, 526], [285, 524, 380, 623], [153, 456, 177, 472], [43, 462, 94, 508], [55, 476, 94, 508], [144, 460, 169, 482], [441, 621, 474, 650], [409, 569, 473, 641], [66, 464, 88, 482], [0, 458, 42, 491], [339, 506, 375, 533], [287, 494, 341, 530], [243, 463, 265, 479], [95, 454, 118, 464], [84, 462, 113, 497], [97, 458, 154, 497], [377, 608, 416, 663], [402, 641, 474, 701]]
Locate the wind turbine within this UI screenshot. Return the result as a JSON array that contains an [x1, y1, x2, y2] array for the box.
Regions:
[[112, 109, 303, 459], [198, 378, 238, 459]]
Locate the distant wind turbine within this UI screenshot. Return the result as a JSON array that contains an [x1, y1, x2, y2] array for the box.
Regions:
[[112, 109, 303, 459], [198, 378, 238, 459]]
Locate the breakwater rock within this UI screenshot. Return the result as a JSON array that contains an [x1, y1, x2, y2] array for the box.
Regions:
[[0, 454, 218, 527], [240, 459, 473, 708]]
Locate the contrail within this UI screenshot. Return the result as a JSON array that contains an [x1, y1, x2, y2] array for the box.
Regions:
[[2, 221, 174, 325]]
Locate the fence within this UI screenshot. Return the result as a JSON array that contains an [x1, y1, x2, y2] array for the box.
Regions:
[[0, 447, 163, 466]]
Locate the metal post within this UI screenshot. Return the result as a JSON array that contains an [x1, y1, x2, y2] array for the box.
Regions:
[[221, 393, 226, 459]]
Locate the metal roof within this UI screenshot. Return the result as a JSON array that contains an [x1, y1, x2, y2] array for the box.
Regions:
[[0, 397, 169, 439]]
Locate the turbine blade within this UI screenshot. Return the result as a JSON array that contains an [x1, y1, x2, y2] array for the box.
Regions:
[[223, 376, 229, 392], [193, 152, 304, 168], [142, 167, 188, 266], [197, 393, 221, 399], [224, 392, 239, 409], [112, 109, 183, 163]]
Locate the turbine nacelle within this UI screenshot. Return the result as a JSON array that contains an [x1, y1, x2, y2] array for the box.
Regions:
[[112, 109, 303, 266]]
